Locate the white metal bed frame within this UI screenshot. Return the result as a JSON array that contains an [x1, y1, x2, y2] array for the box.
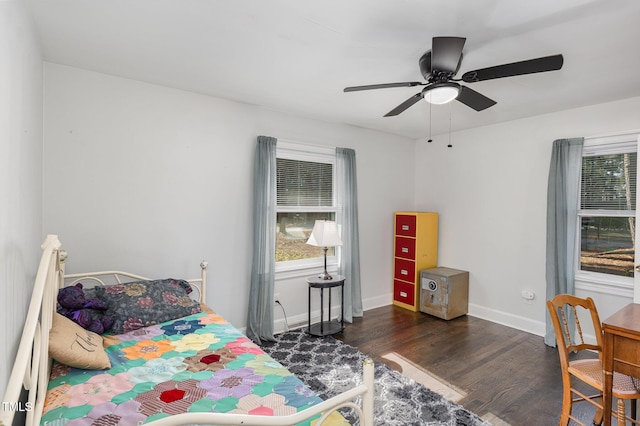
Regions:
[[1, 235, 374, 426]]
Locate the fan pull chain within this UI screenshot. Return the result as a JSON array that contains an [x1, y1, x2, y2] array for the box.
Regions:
[[448, 103, 453, 148], [428, 102, 433, 143]]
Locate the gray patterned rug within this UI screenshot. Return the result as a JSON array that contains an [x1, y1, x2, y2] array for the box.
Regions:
[[260, 330, 493, 426]]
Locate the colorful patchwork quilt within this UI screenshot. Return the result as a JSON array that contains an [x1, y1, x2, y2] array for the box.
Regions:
[[41, 310, 349, 425]]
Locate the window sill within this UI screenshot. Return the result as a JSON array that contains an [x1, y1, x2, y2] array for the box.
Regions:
[[275, 261, 339, 280], [575, 273, 634, 298]]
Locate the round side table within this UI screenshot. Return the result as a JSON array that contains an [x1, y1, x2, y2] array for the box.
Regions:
[[306, 274, 345, 336]]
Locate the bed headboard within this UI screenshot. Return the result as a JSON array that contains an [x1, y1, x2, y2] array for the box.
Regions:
[[0, 235, 208, 426], [61, 257, 209, 304]]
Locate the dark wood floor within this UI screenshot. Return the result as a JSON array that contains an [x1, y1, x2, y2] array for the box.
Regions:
[[336, 304, 595, 425]]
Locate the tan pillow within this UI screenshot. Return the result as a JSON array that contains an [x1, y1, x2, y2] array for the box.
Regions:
[[49, 313, 111, 369]]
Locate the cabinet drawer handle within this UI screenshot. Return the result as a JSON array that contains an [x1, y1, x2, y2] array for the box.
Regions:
[[401, 247, 409, 253], [401, 225, 409, 231], [400, 291, 407, 298], [401, 269, 408, 275]]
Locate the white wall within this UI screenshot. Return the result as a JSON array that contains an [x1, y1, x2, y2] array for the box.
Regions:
[[0, 1, 43, 399], [42, 63, 415, 329], [414, 97, 640, 336], [41, 57, 640, 344]]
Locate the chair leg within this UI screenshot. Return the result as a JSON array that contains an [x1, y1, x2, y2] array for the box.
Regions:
[[592, 407, 603, 425], [558, 388, 574, 426], [633, 398, 637, 421], [616, 399, 626, 425]]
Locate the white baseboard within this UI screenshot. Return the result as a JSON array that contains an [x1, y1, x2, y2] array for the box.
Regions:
[[468, 303, 545, 337], [274, 295, 545, 338], [274, 293, 394, 334], [363, 293, 393, 311], [369, 295, 546, 338]]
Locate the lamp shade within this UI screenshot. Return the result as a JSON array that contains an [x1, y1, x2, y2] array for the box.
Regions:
[[306, 220, 343, 247]]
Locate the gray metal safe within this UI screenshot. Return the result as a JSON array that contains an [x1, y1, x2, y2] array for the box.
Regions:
[[420, 267, 469, 320]]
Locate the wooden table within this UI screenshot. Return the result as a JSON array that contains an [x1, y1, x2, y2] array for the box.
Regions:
[[602, 303, 640, 426]]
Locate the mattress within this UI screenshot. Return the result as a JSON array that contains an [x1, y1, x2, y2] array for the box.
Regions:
[[40, 309, 348, 425]]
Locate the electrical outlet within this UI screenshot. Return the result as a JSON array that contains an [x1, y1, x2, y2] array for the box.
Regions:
[[521, 290, 535, 301], [274, 293, 281, 304]]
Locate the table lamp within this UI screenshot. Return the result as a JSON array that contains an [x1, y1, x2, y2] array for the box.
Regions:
[[306, 220, 343, 280]]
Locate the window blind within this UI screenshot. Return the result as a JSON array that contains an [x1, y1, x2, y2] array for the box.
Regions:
[[581, 152, 637, 210], [276, 158, 333, 207]]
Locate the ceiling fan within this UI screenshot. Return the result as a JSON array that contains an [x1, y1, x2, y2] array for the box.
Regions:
[[344, 36, 564, 117]]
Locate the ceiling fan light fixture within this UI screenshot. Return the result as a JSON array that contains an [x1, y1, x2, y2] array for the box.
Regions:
[[423, 83, 460, 105], [344, 36, 563, 116]]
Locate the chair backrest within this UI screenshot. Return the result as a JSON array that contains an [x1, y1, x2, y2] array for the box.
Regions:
[[546, 294, 604, 369]]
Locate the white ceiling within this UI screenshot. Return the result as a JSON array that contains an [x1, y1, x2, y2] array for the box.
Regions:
[[26, 0, 640, 139]]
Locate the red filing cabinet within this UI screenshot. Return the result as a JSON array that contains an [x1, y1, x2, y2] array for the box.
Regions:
[[392, 212, 438, 311]]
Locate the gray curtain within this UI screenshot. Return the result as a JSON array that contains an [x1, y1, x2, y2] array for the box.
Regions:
[[336, 147, 363, 321], [246, 136, 277, 344], [544, 137, 584, 346]]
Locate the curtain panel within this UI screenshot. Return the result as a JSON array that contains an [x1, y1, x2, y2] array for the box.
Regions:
[[246, 136, 277, 344], [336, 147, 363, 321], [545, 137, 584, 347]]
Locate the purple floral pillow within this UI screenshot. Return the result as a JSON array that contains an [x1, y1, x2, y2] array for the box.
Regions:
[[95, 278, 201, 334]]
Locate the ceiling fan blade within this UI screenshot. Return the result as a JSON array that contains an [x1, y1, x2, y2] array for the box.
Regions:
[[384, 92, 423, 117], [431, 37, 466, 74], [461, 54, 564, 83], [456, 86, 497, 111], [344, 82, 424, 92]]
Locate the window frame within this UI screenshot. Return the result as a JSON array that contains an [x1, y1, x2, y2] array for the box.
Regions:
[[574, 134, 639, 297], [275, 141, 338, 279]]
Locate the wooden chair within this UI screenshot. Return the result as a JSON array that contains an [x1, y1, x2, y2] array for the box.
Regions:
[[547, 294, 640, 425]]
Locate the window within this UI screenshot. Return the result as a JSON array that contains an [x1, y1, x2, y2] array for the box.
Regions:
[[275, 142, 337, 272], [577, 135, 638, 285]]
